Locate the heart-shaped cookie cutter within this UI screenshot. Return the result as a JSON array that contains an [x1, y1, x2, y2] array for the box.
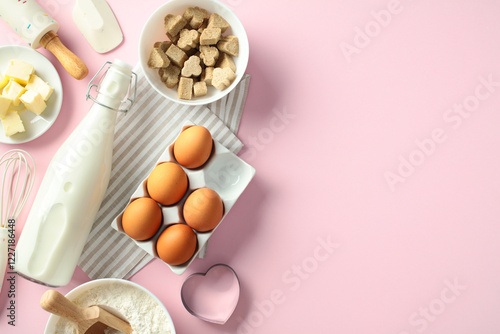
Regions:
[[181, 264, 240, 324]]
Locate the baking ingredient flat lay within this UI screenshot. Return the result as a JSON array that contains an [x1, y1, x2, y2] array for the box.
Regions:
[[0, 0, 252, 332], [147, 6, 239, 100], [0, 59, 54, 137], [54, 282, 173, 334]]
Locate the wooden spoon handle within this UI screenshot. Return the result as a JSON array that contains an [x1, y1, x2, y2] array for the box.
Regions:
[[40, 290, 91, 323], [40, 31, 89, 80]]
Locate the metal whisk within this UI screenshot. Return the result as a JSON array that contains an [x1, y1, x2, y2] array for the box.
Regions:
[[0, 149, 36, 294]]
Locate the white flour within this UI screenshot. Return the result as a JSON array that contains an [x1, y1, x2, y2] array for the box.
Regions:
[[54, 282, 172, 334]]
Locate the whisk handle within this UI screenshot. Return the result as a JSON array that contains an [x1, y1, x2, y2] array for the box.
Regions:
[[0, 227, 8, 295]]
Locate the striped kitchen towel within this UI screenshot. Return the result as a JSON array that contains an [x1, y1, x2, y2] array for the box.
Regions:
[[78, 65, 250, 280]]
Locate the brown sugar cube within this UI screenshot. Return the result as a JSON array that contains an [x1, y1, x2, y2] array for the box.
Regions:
[[164, 14, 187, 38], [199, 45, 219, 67], [159, 65, 181, 88], [181, 56, 202, 78], [177, 29, 200, 52], [201, 67, 214, 86], [207, 13, 230, 33], [197, 21, 208, 35], [217, 35, 239, 57], [200, 28, 221, 46], [166, 44, 188, 67], [212, 67, 236, 90], [154, 41, 172, 53], [183, 6, 209, 29], [167, 32, 180, 44], [193, 81, 208, 97], [195, 51, 204, 70], [178, 77, 193, 100], [148, 48, 170, 68], [216, 53, 236, 73]]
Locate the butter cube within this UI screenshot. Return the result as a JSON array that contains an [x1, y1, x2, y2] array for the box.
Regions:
[[20, 90, 46, 116], [2, 80, 26, 106], [0, 74, 9, 91], [5, 59, 34, 86], [25, 75, 53, 101], [1, 111, 25, 137], [0, 96, 12, 118]]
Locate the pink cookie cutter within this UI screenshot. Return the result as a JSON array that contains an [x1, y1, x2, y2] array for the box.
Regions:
[[181, 264, 240, 324]]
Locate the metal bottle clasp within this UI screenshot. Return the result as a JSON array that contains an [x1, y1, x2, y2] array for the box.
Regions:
[[86, 61, 138, 113]]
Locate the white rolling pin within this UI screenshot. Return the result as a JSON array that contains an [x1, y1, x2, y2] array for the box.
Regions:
[[0, 0, 88, 80], [15, 60, 136, 287]]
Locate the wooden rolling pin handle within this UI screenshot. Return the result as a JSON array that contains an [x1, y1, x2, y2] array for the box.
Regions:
[[40, 31, 89, 80]]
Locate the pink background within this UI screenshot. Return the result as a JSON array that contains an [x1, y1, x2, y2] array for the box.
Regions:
[[1, 0, 500, 333]]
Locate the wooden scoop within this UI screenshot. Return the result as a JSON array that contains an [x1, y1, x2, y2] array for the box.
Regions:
[[40, 290, 133, 334]]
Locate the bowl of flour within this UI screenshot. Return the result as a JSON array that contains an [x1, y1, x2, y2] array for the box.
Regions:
[[44, 279, 175, 334]]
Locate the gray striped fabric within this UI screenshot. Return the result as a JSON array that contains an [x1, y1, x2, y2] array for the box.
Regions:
[[78, 65, 250, 280]]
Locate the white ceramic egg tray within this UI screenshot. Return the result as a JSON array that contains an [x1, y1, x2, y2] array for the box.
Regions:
[[111, 121, 256, 275]]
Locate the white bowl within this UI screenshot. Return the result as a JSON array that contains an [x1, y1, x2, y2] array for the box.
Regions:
[[44, 279, 176, 334], [0, 46, 63, 144], [138, 0, 249, 106]]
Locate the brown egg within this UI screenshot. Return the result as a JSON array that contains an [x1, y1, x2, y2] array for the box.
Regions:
[[156, 224, 197, 265], [122, 197, 162, 241], [173, 125, 213, 169], [147, 162, 188, 205], [183, 188, 224, 232]]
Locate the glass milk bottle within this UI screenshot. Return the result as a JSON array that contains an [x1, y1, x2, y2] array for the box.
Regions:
[[15, 60, 136, 286]]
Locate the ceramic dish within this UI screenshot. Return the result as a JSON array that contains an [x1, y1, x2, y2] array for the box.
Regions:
[[138, 0, 249, 105], [111, 121, 256, 275], [44, 278, 176, 333], [0, 45, 63, 144]]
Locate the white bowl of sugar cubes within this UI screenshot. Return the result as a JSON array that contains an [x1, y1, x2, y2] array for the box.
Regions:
[[139, 0, 249, 105]]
